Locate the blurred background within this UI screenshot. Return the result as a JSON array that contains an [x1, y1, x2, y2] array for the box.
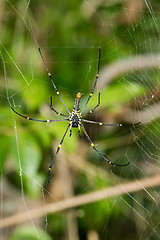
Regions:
[[1, 0, 160, 239]]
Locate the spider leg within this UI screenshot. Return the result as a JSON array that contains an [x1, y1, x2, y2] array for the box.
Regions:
[[78, 124, 82, 138], [48, 123, 71, 182], [38, 48, 70, 114], [81, 48, 101, 114], [82, 92, 100, 117], [11, 106, 70, 123], [50, 97, 68, 117], [69, 125, 72, 137], [82, 119, 141, 127], [80, 123, 130, 167]]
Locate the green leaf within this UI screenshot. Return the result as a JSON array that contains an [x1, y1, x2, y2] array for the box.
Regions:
[[0, 135, 10, 172], [9, 225, 52, 240], [10, 131, 43, 197]]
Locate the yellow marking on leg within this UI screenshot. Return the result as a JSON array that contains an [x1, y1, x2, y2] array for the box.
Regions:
[[120, 124, 122, 126], [91, 143, 94, 147], [109, 161, 112, 164], [58, 144, 62, 148], [49, 167, 51, 170], [27, 117, 30, 120], [99, 122, 102, 125], [58, 113, 60, 115], [48, 73, 51, 77], [96, 74, 99, 77], [56, 91, 59, 95], [90, 93, 93, 96], [90, 110, 93, 113], [47, 120, 50, 122]]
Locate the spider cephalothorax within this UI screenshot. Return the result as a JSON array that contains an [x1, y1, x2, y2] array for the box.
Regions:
[[11, 47, 141, 182]]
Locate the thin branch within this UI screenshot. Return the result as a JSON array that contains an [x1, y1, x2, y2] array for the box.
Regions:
[[96, 53, 160, 123], [121, 102, 160, 123], [59, 152, 79, 240], [97, 54, 160, 89], [119, 0, 146, 25], [0, 174, 160, 229]]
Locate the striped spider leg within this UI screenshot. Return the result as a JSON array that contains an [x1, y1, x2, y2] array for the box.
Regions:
[[81, 47, 101, 114], [38, 47, 70, 115], [80, 119, 140, 167], [11, 106, 69, 123], [48, 123, 71, 182], [82, 92, 101, 117], [11, 105, 70, 184], [80, 123, 130, 167], [82, 119, 141, 127]]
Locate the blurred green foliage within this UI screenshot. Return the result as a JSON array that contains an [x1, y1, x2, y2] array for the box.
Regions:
[[1, 0, 160, 239], [9, 225, 52, 240]]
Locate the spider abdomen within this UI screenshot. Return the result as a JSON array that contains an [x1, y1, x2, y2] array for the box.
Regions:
[[72, 114, 79, 127]]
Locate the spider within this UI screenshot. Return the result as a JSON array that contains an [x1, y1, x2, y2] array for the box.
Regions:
[[11, 47, 141, 182]]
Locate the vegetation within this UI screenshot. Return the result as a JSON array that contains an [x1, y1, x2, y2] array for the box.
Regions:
[[0, 0, 160, 239]]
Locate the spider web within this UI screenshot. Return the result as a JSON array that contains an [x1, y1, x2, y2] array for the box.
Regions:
[[1, 0, 160, 239]]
